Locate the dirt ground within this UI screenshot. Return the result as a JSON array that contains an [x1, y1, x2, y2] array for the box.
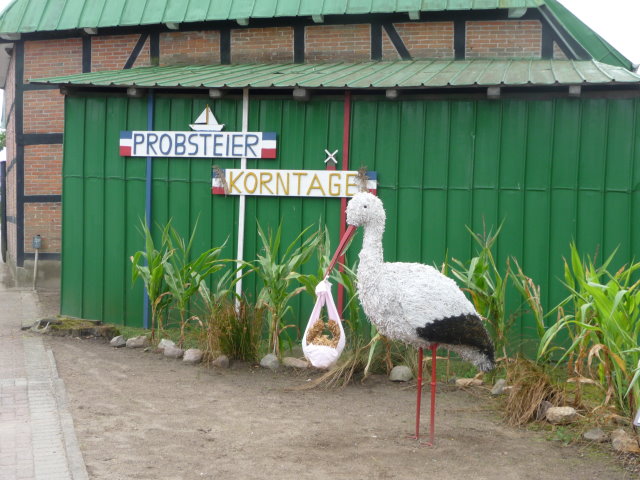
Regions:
[[37, 292, 631, 480]]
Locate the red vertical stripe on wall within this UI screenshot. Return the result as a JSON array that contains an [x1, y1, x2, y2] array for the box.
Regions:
[[338, 91, 352, 315]]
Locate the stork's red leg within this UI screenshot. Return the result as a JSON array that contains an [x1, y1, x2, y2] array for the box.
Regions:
[[408, 347, 424, 440], [426, 343, 438, 447]]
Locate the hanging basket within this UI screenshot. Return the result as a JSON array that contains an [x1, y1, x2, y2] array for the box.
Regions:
[[302, 280, 346, 369]]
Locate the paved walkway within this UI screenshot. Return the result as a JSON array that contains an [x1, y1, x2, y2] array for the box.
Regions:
[[0, 264, 88, 480]]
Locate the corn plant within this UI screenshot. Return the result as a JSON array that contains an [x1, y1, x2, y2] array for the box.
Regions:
[[333, 263, 364, 338], [198, 266, 246, 313], [451, 224, 514, 359], [130, 219, 173, 341], [509, 258, 546, 341], [247, 222, 319, 356], [163, 220, 226, 347], [538, 243, 640, 416], [297, 226, 332, 296]]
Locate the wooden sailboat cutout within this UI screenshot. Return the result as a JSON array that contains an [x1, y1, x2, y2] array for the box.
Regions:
[[190, 105, 224, 131]]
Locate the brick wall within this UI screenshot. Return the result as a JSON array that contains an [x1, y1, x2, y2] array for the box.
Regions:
[[23, 203, 61, 254], [23, 89, 65, 134], [306, 24, 371, 62], [24, 145, 63, 196], [383, 22, 454, 60], [466, 20, 542, 58], [91, 34, 151, 71], [553, 42, 568, 59], [232, 27, 294, 62], [160, 31, 221, 65], [24, 38, 82, 81]]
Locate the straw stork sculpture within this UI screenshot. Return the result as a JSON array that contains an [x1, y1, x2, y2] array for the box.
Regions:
[[336, 192, 495, 445]]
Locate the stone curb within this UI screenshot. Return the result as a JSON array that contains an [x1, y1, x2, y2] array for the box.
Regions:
[[22, 334, 89, 479], [2, 284, 90, 480]]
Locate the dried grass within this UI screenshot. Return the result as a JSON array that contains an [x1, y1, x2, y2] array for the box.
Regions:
[[294, 338, 371, 390], [198, 299, 264, 364], [305, 319, 340, 348], [503, 358, 566, 426]]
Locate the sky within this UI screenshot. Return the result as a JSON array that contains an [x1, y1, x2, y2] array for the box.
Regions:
[[559, 0, 640, 66], [0, 0, 638, 161]]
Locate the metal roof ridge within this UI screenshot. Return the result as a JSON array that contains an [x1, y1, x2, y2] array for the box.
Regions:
[[200, 0, 214, 22], [339, 61, 402, 88], [0, 0, 558, 34], [313, 61, 381, 87], [136, 64, 212, 86], [447, 60, 476, 86], [569, 59, 587, 83], [370, 60, 434, 87], [532, 58, 556, 85], [476, 58, 496, 85], [2, 0, 28, 34], [166, 0, 187, 23], [548, 58, 559, 84], [115, 0, 128, 28], [416, 59, 453, 87], [155, 0, 173, 26], [590, 59, 615, 82], [352, 61, 412, 88], [273, 62, 353, 86], [500, 59, 513, 85], [54, 0, 71, 31], [29, 58, 640, 89], [172, 63, 272, 86], [218, 63, 302, 87]]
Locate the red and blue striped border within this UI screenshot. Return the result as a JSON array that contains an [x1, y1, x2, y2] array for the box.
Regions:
[[211, 168, 226, 194], [119, 131, 132, 156]]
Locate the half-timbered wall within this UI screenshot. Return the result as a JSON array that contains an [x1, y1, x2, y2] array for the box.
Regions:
[[0, 12, 589, 272]]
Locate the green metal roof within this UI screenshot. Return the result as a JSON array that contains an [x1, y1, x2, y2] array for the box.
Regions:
[[30, 59, 640, 90], [0, 1, 633, 72], [0, 0, 543, 34]]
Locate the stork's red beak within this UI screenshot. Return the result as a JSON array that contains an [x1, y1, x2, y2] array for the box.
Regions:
[[324, 224, 357, 278]]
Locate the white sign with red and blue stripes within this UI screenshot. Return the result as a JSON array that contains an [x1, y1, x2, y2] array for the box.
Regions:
[[119, 130, 277, 159]]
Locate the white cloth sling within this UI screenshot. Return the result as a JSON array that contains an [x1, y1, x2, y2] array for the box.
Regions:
[[302, 280, 346, 369]]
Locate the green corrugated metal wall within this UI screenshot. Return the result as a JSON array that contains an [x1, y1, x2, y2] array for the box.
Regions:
[[62, 94, 347, 327], [61, 93, 640, 353]]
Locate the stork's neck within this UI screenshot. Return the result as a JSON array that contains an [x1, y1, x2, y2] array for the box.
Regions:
[[359, 222, 384, 269]]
